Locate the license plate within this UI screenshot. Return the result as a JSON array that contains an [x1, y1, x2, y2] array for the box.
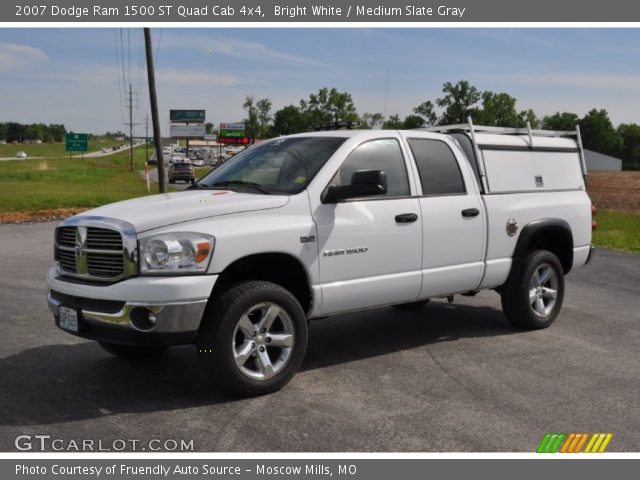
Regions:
[[59, 306, 78, 332]]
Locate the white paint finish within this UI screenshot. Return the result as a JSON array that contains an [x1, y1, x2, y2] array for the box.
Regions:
[[319, 271, 423, 315], [482, 149, 585, 193], [80, 190, 290, 233], [474, 133, 577, 150], [573, 245, 592, 269], [47, 267, 218, 303], [478, 258, 513, 290]]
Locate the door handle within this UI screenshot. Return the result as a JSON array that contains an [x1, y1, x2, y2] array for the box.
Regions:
[[395, 213, 418, 223], [461, 208, 480, 218]]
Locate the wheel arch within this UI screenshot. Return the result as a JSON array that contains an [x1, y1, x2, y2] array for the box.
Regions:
[[210, 252, 313, 315], [513, 218, 574, 274]]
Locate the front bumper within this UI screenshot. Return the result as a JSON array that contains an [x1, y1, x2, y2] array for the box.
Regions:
[[47, 267, 218, 346]]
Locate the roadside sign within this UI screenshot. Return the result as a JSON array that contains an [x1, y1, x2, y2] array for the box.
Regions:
[[204, 134, 217, 141], [65, 133, 88, 152], [170, 110, 205, 123], [170, 124, 206, 138], [219, 136, 250, 145], [219, 122, 246, 138]]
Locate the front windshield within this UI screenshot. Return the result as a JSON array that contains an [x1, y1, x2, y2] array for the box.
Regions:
[[195, 136, 346, 194]]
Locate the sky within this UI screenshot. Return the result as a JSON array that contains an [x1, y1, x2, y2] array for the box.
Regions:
[[1, 28, 639, 135]]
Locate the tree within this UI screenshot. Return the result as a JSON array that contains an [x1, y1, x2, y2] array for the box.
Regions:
[[403, 114, 425, 129], [617, 123, 640, 170], [300, 87, 357, 127], [517, 109, 540, 129], [542, 112, 580, 131], [256, 98, 272, 138], [579, 109, 623, 158], [204, 122, 214, 134], [359, 112, 384, 129], [271, 105, 308, 136], [243, 95, 259, 140], [412, 100, 437, 127], [473, 91, 520, 127], [382, 114, 403, 129], [436, 80, 481, 125]]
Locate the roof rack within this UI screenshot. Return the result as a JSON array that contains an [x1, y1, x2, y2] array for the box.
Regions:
[[423, 116, 587, 181]]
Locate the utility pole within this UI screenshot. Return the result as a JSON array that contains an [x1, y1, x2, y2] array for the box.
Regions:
[[145, 114, 149, 162], [144, 28, 165, 193], [124, 84, 139, 172]]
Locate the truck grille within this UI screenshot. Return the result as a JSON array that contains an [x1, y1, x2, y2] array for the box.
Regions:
[[54, 225, 132, 282]]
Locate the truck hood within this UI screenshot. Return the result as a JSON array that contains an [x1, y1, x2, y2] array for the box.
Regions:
[[76, 190, 290, 232]]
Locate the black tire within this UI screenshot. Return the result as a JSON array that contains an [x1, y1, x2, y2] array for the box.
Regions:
[[392, 299, 430, 311], [500, 250, 565, 330], [197, 281, 308, 396], [99, 342, 167, 359]]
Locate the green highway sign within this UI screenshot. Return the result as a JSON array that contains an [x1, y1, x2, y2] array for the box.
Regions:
[[65, 133, 88, 152], [170, 110, 205, 123]]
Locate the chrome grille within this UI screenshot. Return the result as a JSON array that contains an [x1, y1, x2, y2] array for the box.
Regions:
[[54, 219, 136, 282]]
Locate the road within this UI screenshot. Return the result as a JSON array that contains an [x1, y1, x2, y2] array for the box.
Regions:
[[0, 221, 638, 452]]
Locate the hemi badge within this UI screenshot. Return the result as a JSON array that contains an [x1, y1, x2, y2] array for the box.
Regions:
[[300, 235, 316, 243]]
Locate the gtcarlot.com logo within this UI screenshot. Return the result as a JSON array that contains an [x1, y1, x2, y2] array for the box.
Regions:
[[536, 432, 613, 453], [15, 435, 194, 452]]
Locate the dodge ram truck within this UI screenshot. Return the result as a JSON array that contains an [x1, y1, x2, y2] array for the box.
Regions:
[[47, 120, 595, 395]]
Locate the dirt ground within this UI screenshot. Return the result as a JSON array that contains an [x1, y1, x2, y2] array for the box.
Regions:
[[587, 171, 640, 213], [0, 208, 89, 224]]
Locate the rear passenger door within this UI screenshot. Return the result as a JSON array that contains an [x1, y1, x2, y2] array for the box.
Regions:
[[403, 134, 485, 297]]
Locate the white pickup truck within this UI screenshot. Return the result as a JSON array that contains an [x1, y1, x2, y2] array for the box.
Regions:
[[47, 121, 595, 395]]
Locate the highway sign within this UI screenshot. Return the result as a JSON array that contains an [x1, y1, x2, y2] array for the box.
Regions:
[[65, 133, 88, 152], [170, 110, 205, 123]]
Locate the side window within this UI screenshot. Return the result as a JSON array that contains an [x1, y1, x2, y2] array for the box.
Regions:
[[329, 138, 410, 197], [408, 139, 466, 196]]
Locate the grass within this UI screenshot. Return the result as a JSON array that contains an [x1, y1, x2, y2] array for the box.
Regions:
[[0, 138, 121, 158], [592, 210, 640, 254], [0, 148, 160, 213]]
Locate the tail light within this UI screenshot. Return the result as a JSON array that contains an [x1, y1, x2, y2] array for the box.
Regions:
[[591, 204, 597, 231]]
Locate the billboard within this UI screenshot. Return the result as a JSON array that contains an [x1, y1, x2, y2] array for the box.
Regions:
[[219, 122, 246, 138], [170, 124, 206, 138], [170, 110, 205, 123]]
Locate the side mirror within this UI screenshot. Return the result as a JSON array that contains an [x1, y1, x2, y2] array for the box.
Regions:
[[323, 169, 387, 203]]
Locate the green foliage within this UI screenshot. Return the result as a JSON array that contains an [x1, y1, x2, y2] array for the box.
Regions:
[[580, 109, 623, 158], [542, 112, 580, 131], [359, 112, 385, 129], [618, 124, 640, 170], [402, 115, 426, 129], [256, 98, 272, 138], [0, 122, 66, 143], [383, 114, 403, 129], [473, 91, 520, 127], [436, 80, 482, 125], [299, 87, 358, 127], [412, 101, 437, 127], [271, 105, 308, 136]]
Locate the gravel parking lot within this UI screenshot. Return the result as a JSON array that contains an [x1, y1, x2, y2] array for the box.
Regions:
[[0, 221, 638, 452]]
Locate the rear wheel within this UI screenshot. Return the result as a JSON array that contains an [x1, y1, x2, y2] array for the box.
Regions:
[[501, 250, 565, 330], [99, 342, 167, 359], [197, 281, 308, 396]]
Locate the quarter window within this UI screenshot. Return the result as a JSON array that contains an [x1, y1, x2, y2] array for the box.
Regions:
[[408, 139, 466, 196], [329, 138, 410, 197]]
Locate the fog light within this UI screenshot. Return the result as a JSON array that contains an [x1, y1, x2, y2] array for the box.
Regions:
[[130, 307, 157, 331]]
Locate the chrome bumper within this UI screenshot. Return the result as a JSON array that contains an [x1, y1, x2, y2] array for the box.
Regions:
[[48, 292, 208, 344]]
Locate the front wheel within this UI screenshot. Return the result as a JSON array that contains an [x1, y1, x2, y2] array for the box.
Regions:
[[500, 250, 565, 330], [197, 281, 308, 396]]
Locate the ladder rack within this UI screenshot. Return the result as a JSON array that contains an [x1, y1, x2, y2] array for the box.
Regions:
[[423, 116, 588, 180]]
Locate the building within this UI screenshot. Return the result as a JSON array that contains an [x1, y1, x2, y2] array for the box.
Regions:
[[583, 149, 622, 171]]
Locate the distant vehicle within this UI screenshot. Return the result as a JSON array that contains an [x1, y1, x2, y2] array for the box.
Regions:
[[15, 151, 27, 159], [168, 161, 196, 184], [102, 148, 109, 153], [147, 155, 158, 165]]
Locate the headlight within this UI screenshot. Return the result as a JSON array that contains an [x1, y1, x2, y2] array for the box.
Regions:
[[139, 232, 214, 274]]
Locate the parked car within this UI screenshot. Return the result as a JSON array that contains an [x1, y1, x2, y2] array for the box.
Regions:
[[15, 151, 27, 159], [168, 161, 195, 184], [47, 122, 594, 396]]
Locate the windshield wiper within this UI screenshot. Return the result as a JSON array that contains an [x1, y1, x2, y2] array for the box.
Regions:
[[208, 180, 271, 194]]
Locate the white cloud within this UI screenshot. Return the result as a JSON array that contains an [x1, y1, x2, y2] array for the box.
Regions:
[[479, 72, 640, 90], [0, 43, 49, 72], [156, 69, 239, 86]]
